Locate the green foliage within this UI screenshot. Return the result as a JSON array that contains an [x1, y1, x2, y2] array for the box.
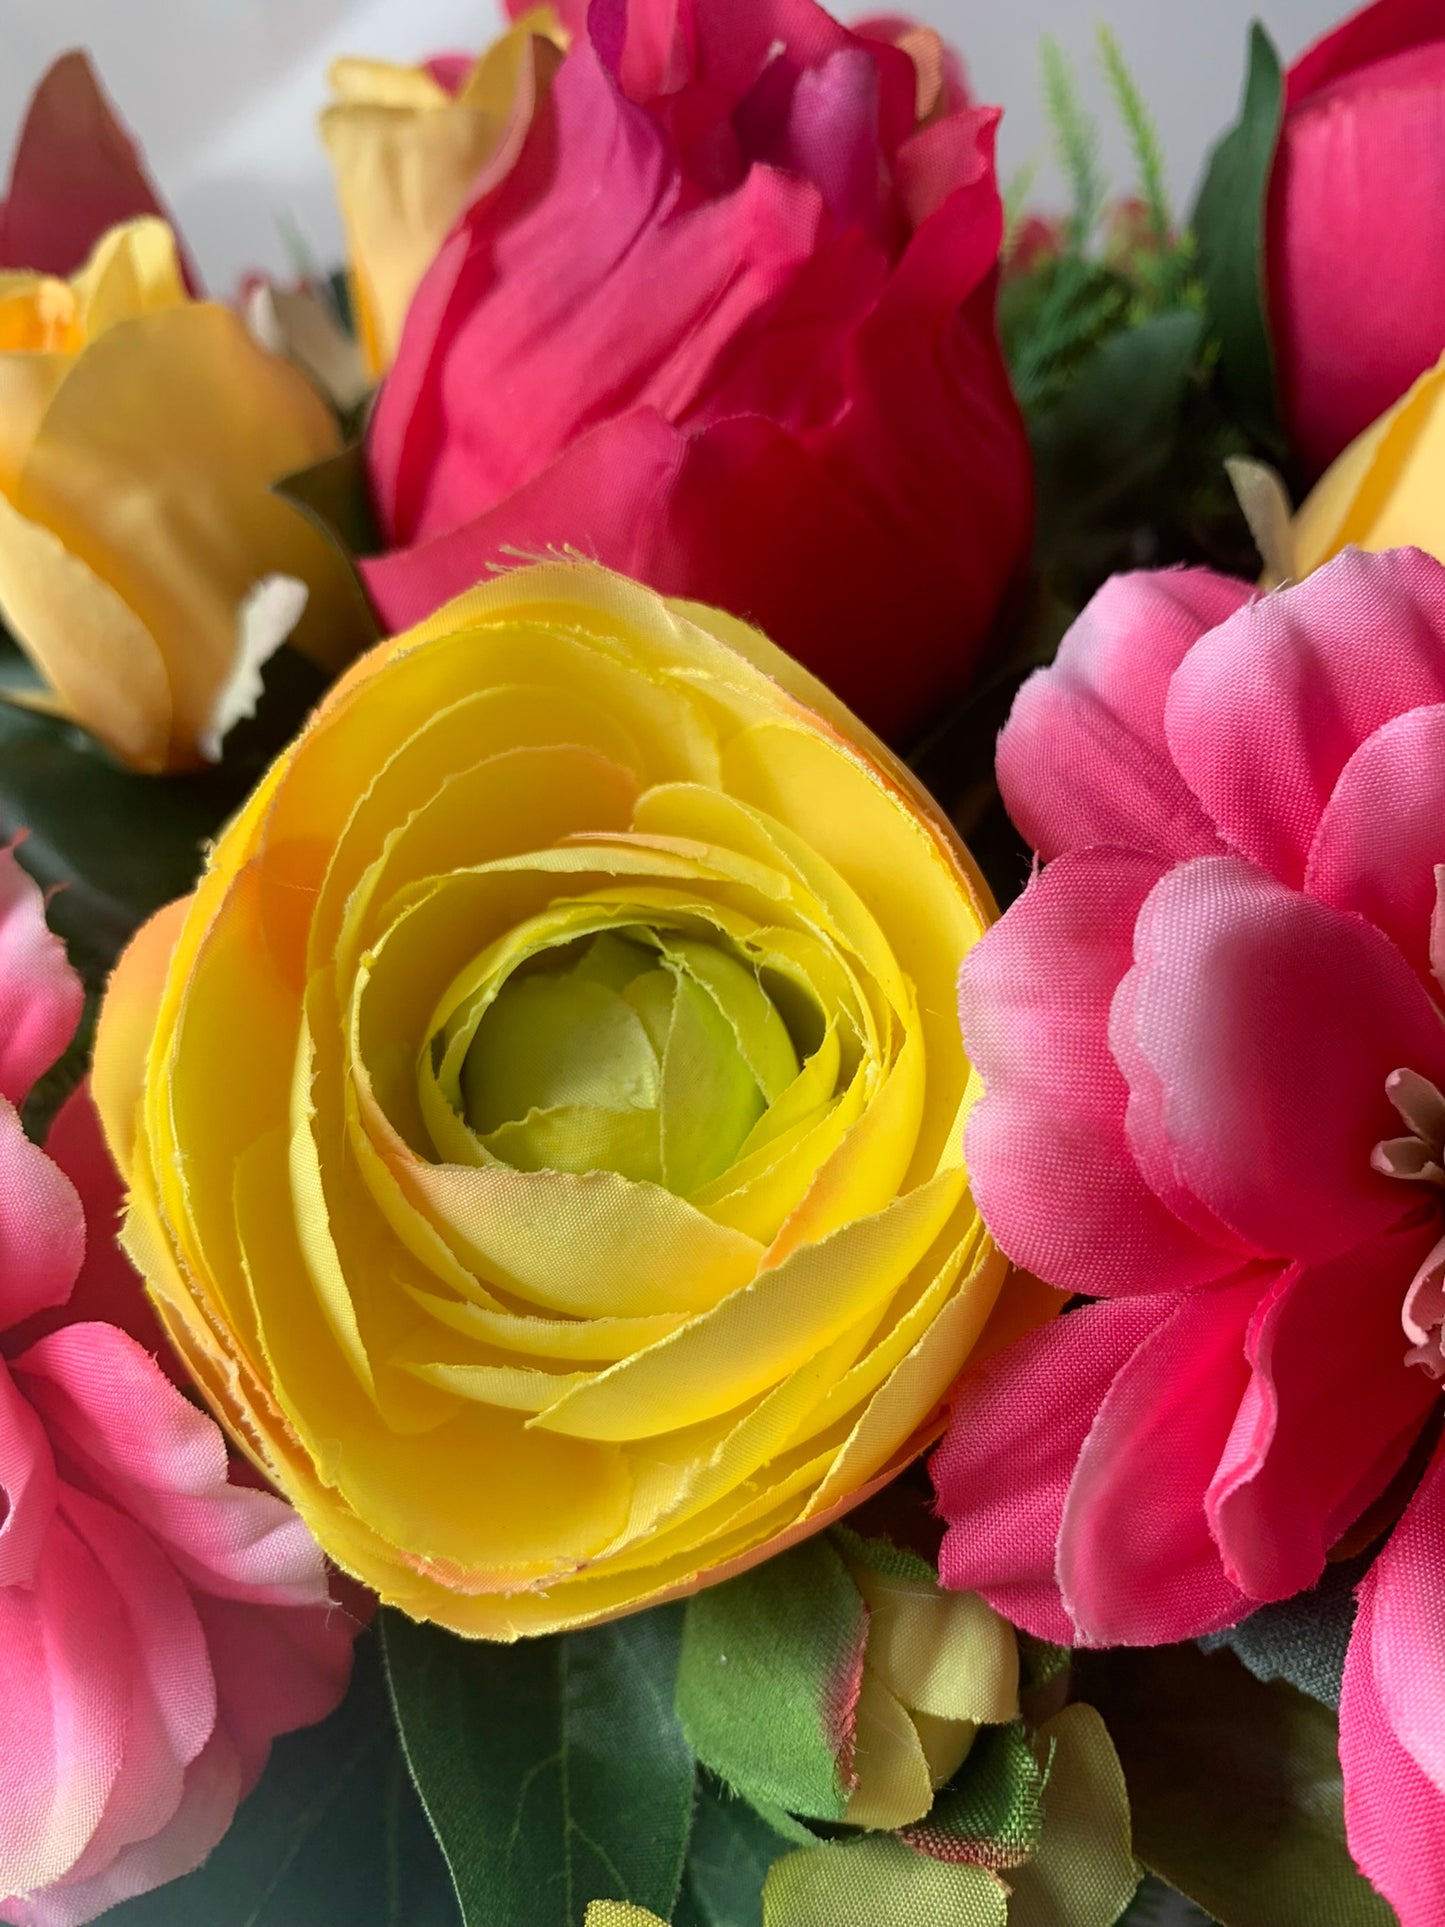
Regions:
[[672, 1776, 793, 1927], [900, 1723, 1047, 1872], [104, 1634, 461, 1927], [1080, 1644, 1394, 1927], [382, 1605, 696, 1927], [1096, 25, 1170, 248], [1191, 23, 1286, 454], [1041, 38, 1107, 250]]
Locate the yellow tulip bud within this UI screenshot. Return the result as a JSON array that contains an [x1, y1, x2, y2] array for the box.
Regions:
[[0, 218, 366, 771]]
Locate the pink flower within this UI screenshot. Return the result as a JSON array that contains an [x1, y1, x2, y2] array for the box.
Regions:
[[1268, 0, 1445, 474], [0, 850, 358, 1927], [361, 0, 1031, 744], [933, 547, 1445, 1921]]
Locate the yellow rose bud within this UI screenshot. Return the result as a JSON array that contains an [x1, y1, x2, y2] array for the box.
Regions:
[[844, 1557, 1019, 1832], [320, 13, 561, 378], [95, 562, 1018, 1637], [0, 217, 365, 772], [1291, 344, 1445, 580]]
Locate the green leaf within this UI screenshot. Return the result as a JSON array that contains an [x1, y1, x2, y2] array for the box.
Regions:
[[1191, 22, 1285, 452], [673, 1775, 792, 1927], [1079, 1644, 1394, 1927], [382, 1604, 696, 1927], [1199, 1556, 1362, 1713], [104, 1633, 461, 1927], [1031, 307, 1205, 593], [675, 1537, 867, 1824], [761, 1835, 1007, 1927], [274, 443, 384, 640], [1041, 37, 1106, 249], [900, 1722, 1046, 1871]]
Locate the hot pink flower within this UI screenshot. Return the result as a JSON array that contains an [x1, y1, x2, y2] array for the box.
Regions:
[[0, 850, 358, 1927], [933, 547, 1445, 1921], [361, 0, 1031, 744]]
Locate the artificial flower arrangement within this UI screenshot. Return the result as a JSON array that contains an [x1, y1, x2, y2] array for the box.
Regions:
[[0, 0, 1440, 1922]]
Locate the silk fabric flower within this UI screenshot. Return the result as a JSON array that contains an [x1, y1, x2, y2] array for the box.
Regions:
[[1268, 0, 1445, 475], [0, 847, 356, 1927], [94, 561, 1030, 1639], [319, 12, 560, 377], [0, 217, 366, 772], [360, 0, 1031, 744], [933, 547, 1445, 1922]]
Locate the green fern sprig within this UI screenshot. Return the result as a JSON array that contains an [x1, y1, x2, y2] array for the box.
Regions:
[[1041, 36, 1106, 249], [1096, 24, 1172, 248]]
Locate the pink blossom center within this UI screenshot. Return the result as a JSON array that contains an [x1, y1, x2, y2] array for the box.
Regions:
[[1374, 1067, 1445, 1378]]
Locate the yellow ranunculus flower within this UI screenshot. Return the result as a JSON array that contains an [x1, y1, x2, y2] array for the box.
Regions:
[[0, 217, 365, 772], [1291, 344, 1445, 577], [95, 562, 1013, 1637], [320, 12, 560, 378]]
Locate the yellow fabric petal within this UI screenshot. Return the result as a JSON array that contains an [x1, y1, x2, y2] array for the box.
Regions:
[[845, 1669, 936, 1830], [851, 1570, 1020, 1726], [584, 1906, 668, 1927]]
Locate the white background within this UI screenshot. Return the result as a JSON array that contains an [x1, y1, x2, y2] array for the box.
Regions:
[[0, 0, 1349, 291]]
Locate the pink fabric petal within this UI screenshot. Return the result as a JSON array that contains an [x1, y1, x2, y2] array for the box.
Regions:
[[5, 1730, 243, 1927], [1340, 1439, 1445, 1926], [199, 1592, 357, 1794], [43, 1487, 212, 1890], [1110, 854, 1445, 1265], [1304, 703, 1445, 988], [0, 1098, 84, 1336], [370, 26, 827, 548], [1057, 1276, 1262, 1644], [0, 54, 196, 288], [0, 1360, 55, 1589], [9, 1085, 179, 1378], [1289, 0, 1445, 99], [0, 1520, 129, 1899], [0, 851, 82, 1114], [1165, 549, 1445, 888], [1366, 1433, 1445, 1790], [1206, 1222, 1441, 1603], [997, 569, 1254, 864], [15, 1326, 332, 1609], [934, 1296, 1167, 1644], [959, 849, 1246, 1298]]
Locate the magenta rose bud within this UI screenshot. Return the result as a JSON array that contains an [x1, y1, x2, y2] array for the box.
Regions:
[[361, 0, 1032, 744], [1269, 0, 1445, 474]]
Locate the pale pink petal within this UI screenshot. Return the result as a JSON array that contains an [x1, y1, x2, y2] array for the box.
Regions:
[[1207, 1223, 1441, 1603], [1341, 1443, 1445, 1927], [15, 1326, 330, 1608], [0, 851, 82, 1112], [0, 1521, 129, 1899], [198, 1591, 358, 1793], [1304, 702, 1445, 987], [1111, 855, 1445, 1264], [0, 1359, 55, 1588], [1165, 549, 1445, 886], [934, 1296, 1167, 1643], [42, 1487, 212, 1889], [959, 849, 1247, 1297], [0, 1099, 84, 1335], [1058, 1276, 1262, 1644], [6, 1730, 243, 1927], [998, 569, 1253, 863]]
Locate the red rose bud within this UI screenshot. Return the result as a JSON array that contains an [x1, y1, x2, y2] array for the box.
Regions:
[[362, 0, 1032, 744], [1269, 0, 1445, 474]]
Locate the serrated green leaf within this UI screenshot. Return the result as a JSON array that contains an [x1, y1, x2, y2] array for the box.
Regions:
[[675, 1538, 866, 1824], [1080, 1644, 1393, 1927], [673, 1776, 792, 1927], [104, 1633, 461, 1927], [382, 1605, 695, 1927], [1191, 23, 1285, 453]]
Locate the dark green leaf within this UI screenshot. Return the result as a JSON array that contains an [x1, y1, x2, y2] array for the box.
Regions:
[[900, 1722, 1047, 1872], [1031, 307, 1206, 592], [674, 1538, 866, 1824], [1117, 1873, 1216, 1925], [1191, 23, 1285, 453], [275, 444, 383, 642], [1080, 1644, 1393, 1926], [382, 1604, 695, 1927], [1199, 1557, 1363, 1712], [104, 1633, 461, 1927], [672, 1775, 791, 1927]]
